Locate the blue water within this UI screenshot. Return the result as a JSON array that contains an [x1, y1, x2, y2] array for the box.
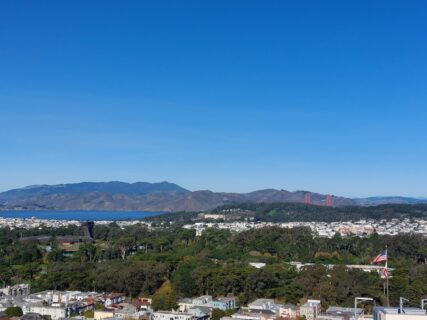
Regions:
[[0, 210, 164, 221]]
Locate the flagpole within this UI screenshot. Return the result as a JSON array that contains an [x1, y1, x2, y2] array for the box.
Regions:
[[383, 276, 386, 296], [386, 245, 389, 307]]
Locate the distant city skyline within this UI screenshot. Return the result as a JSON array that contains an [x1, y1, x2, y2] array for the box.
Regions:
[[1, 1, 426, 197]]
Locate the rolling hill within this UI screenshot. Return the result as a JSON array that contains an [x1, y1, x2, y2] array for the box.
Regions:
[[0, 182, 425, 212], [0, 182, 352, 212]]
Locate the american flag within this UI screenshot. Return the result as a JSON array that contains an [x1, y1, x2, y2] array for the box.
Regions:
[[382, 267, 388, 279], [372, 249, 387, 263]]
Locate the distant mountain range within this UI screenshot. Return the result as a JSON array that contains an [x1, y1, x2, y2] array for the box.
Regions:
[[0, 181, 426, 212], [0, 181, 189, 200]]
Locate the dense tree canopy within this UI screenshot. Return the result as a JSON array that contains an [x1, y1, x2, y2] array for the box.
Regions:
[[1, 221, 427, 309]]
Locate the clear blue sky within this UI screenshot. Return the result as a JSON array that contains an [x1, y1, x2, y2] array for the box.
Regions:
[[1, 1, 426, 197]]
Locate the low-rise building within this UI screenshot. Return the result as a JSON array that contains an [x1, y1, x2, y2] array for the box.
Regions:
[[24, 305, 68, 320], [178, 295, 236, 312], [188, 307, 211, 320], [192, 296, 213, 306], [136, 298, 153, 313], [211, 297, 236, 311], [94, 310, 115, 320], [300, 300, 321, 320], [318, 307, 363, 320], [248, 299, 278, 313], [152, 311, 195, 320], [373, 307, 427, 320], [0, 284, 30, 297], [105, 293, 126, 306], [114, 303, 139, 319], [279, 303, 299, 319]]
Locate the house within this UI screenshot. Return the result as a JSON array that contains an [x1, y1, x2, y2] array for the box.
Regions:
[[188, 307, 211, 320], [24, 305, 68, 320], [0, 284, 30, 297], [105, 293, 126, 306], [244, 310, 277, 320], [113, 303, 138, 319], [247, 299, 279, 313], [152, 311, 195, 320], [279, 304, 299, 319], [178, 299, 194, 312], [300, 300, 321, 320], [68, 299, 95, 314], [211, 297, 236, 311], [135, 298, 153, 313], [318, 307, 364, 320], [179, 295, 236, 312], [225, 312, 265, 320], [373, 307, 427, 320], [227, 308, 276, 320], [192, 296, 213, 306], [94, 310, 115, 320]]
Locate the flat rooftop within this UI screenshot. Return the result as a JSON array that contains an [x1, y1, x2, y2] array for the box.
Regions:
[[375, 307, 426, 315]]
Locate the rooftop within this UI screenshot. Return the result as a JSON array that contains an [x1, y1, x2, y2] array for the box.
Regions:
[[374, 307, 427, 315]]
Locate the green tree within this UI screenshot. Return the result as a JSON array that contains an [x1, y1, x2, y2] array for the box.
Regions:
[[152, 281, 177, 311], [5, 306, 23, 317]]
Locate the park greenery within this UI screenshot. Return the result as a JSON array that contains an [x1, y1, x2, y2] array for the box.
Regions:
[[144, 203, 427, 224], [1, 213, 427, 310]]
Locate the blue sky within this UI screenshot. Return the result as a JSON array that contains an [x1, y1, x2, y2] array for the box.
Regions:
[[1, 1, 426, 197]]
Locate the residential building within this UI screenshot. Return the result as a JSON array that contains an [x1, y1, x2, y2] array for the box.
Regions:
[[211, 297, 236, 310], [318, 307, 364, 320], [192, 296, 213, 306], [114, 303, 138, 319], [178, 295, 236, 312], [241, 311, 277, 320], [373, 307, 427, 320], [188, 307, 211, 320], [94, 310, 115, 320], [105, 293, 126, 306], [300, 300, 321, 320], [248, 299, 278, 313], [68, 299, 95, 314], [279, 304, 299, 319], [178, 298, 194, 312], [24, 305, 68, 320], [0, 284, 30, 297], [152, 311, 195, 320], [136, 298, 153, 313], [227, 310, 276, 320], [225, 314, 262, 320]]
